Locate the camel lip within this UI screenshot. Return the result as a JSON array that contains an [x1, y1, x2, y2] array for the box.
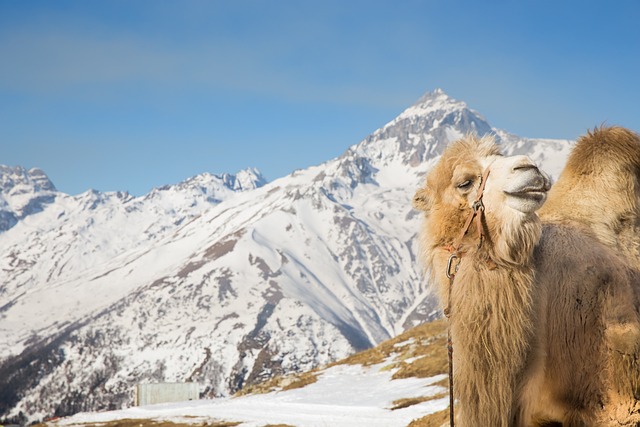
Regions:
[[504, 188, 548, 200]]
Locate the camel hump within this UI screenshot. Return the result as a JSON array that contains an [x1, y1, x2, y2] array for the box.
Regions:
[[542, 125, 640, 324], [540, 126, 640, 255]]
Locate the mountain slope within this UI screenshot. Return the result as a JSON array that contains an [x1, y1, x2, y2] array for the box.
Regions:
[[44, 320, 451, 427], [0, 167, 266, 341], [0, 89, 573, 424]]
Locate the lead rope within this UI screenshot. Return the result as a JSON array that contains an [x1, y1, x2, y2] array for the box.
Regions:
[[445, 275, 455, 427], [443, 167, 491, 427]]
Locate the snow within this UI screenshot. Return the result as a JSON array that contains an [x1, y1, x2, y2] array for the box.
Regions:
[[53, 363, 449, 427], [0, 88, 575, 423], [0, 168, 268, 358], [396, 88, 469, 122]]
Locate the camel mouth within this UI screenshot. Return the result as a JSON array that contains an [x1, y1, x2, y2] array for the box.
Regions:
[[503, 175, 550, 212], [505, 189, 547, 203], [505, 186, 549, 200], [503, 167, 551, 203]]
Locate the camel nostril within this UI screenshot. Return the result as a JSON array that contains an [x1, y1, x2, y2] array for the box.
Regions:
[[512, 164, 539, 173]]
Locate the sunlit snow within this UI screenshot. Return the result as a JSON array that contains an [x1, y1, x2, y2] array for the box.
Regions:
[[0, 89, 574, 423], [53, 363, 448, 427]]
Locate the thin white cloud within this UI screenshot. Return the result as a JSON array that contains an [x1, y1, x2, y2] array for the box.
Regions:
[[0, 22, 414, 110]]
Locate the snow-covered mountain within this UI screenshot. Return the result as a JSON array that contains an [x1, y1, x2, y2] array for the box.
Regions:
[[0, 165, 57, 232], [0, 89, 573, 424]]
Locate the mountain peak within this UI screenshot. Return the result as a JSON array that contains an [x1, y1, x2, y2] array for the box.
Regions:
[[176, 167, 267, 194], [0, 165, 58, 232], [143, 167, 267, 209], [0, 165, 57, 195], [224, 167, 267, 191], [397, 89, 470, 121], [348, 89, 492, 174], [415, 87, 448, 102]]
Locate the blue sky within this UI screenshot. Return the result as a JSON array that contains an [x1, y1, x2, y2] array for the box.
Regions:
[[1, 1, 639, 196]]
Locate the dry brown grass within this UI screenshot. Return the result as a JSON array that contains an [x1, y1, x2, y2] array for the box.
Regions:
[[235, 369, 319, 396], [331, 318, 449, 384], [391, 335, 448, 380], [407, 409, 450, 427], [391, 392, 447, 411], [332, 319, 448, 370], [281, 371, 319, 391], [233, 374, 281, 396], [392, 395, 428, 410], [236, 319, 450, 423], [432, 376, 449, 388]]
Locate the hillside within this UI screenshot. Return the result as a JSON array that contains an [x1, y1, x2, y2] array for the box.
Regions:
[[0, 89, 573, 424], [41, 320, 451, 427]]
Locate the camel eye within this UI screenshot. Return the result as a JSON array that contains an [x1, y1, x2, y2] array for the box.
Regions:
[[457, 179, 473, 190]]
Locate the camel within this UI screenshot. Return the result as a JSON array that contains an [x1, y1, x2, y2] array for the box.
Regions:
[[539, 126, 640, 269], [539, 126, 640, 425], [413, 133, 640, 426]]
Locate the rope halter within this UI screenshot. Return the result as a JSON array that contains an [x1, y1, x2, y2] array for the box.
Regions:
[[442, 166, 491, 427], [445, 167, 491, 279]]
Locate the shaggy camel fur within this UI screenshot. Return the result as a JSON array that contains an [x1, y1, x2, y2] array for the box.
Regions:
[[539, 126, 640, 425], [413, 134, 640, 426]]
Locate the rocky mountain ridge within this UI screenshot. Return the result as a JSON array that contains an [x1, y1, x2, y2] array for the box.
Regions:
[[0, 165, 57, 232]]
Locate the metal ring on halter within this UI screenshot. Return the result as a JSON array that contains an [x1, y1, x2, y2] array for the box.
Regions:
[[446, 253, 459, 279], [472, 199, 484, 212]]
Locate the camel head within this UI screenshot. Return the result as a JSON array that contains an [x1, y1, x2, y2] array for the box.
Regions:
[[414, 134, 551, 266]]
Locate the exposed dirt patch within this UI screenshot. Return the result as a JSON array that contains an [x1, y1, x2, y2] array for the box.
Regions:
[[176, 260, 207, 278], [204, 230, 245, 260]]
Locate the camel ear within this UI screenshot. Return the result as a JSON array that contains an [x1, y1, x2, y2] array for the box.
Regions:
[[413, 188, 432, 211]]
